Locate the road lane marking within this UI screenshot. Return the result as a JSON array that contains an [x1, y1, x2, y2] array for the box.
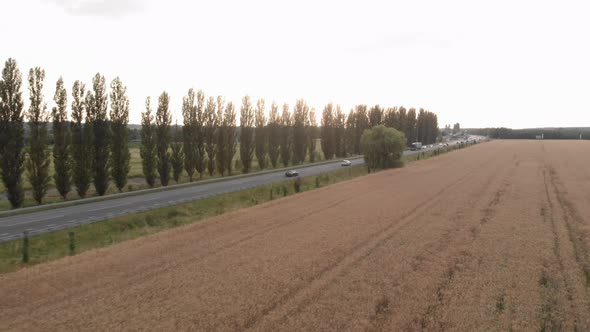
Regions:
[[0, 215, 65, 227], [89, 202, 134, 212]]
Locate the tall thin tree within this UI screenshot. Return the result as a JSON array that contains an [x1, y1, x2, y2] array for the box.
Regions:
[[0, 58, 26, 208], [195, 90, 206, 179], [254, 98, 268, 170], [52, 77, 71, 200], [170, 122, 184, 183], [334, 105, 346, 157], [224, 101, 237, 175], [109, 77, 130, 192], [292, 99, 308, 164], [279, 103, 292, 167], [321, 103, 335, 160], [70, 80, 92, 197], [182, 88, 198, 181], [25, 67, 51, 204], [155, 92, 172, 186], [204, 96, 217, 176], [86, 73, 110, 196], [267, 101, 281, 168], [307, 108, 318, 162], [140, 97, 157, 187], [215, 96, 227, 176], [239, 95, 255, 173]]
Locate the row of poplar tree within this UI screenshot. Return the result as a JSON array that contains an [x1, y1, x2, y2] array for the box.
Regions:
[[320, 104, 439, 159], [0, 57, 438, 209]]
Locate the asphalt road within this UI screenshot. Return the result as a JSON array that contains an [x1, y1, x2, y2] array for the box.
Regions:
[[0, 141, 475, 242]]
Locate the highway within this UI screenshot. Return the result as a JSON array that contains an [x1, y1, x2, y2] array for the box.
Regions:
[[0, 142, 473, 242]]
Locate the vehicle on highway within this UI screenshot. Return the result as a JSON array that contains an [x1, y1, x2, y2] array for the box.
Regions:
[[411, 142, 423, 151], [341, 160, 352, 166], [285, 170, 299, 177]]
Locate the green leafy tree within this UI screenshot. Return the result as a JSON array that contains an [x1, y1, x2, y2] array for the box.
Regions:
[[0, 58, 26, 208], [224, 101, 237, 175], [52, 77, 71, 200], [25, 67, 51, 204], [279, 103, 292, 167], [321, 103, 335, 160], [361, 125, 406, 171], [109, 77, 130, 192], [71, 80, 92, 197], [204, 96, 217, 176], [334, 105, 346, 157], [254, 98, 268, 170], [182, 88, 198, 181], [86, 73, 110, 196], [195, 90, 206, 179], [170, 123, 184, 183], [140, 97, 157, 187], [239, 95, 255, 173], [267, 101, 281, 168], [215, 96, 227, 176], [155, 91, 172, 186], [292, 99, 308, 164]]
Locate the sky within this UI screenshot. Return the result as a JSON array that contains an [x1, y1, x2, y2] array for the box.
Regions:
[[1, 0, 589, 128]]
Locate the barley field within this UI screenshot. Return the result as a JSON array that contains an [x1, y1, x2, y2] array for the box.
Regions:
[[1, 140, 589, 331]]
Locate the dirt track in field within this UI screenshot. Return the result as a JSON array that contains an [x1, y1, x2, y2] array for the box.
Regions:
[[2, 140, 590, 331]]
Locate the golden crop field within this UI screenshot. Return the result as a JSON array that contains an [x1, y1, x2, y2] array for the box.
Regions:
[[1, 140, 589, 331]]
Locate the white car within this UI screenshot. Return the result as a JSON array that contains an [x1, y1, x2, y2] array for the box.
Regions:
[[341, 160, 352, 166]]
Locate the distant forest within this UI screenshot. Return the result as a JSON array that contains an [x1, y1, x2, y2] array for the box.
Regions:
[[466, 127, 590, 140]]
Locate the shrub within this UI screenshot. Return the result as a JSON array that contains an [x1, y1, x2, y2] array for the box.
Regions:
[[361, 125, 406, 171]]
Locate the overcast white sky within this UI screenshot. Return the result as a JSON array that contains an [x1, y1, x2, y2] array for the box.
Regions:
[[1, 0, 589, 128]]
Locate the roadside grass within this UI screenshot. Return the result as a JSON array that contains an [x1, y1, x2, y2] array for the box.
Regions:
[[0, 140, 328, 211], [402, 142, 475, 164], [0, 165, 368, 274]]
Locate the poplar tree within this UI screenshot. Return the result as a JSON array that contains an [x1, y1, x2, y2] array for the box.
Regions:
[[321, 103, 335, 160], [215, 96, 227, 176], [25, 67, 51, 204], [353, 105, 369, 154], [307, 108, 318, 162], [86, 73, 110, 196], [406, 108, 417, 144], [109, 77, 130, 192], [279, 103, 292, 167], [195, 90, 206, 179], [224, 101, 237, 175], [52, 77, 71, 200], [292, 99, 308, 164], [267, 101, 281, 168], [181, 88, 197, 181], [334, 105, 346, 157], [254, 98, 268, 170], [71, 80, 92, 197], [140, 97, 157, 187], [0, 58, 26, 208], [155, 91, 172, 186], [204, 96, 217, 176], [345, 109, 356, 154], [368, 104, 383, 127], [170, 123, 184, 183], [239, 95, 255, 173]]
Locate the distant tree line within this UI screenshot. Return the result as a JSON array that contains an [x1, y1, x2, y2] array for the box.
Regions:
[[467, 127, 590, 140], [0, 57, 440, 208], [320, 105, 438, 159]]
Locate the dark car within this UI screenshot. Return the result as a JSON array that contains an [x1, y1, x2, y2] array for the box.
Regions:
[[285, 170, 299, 177]]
